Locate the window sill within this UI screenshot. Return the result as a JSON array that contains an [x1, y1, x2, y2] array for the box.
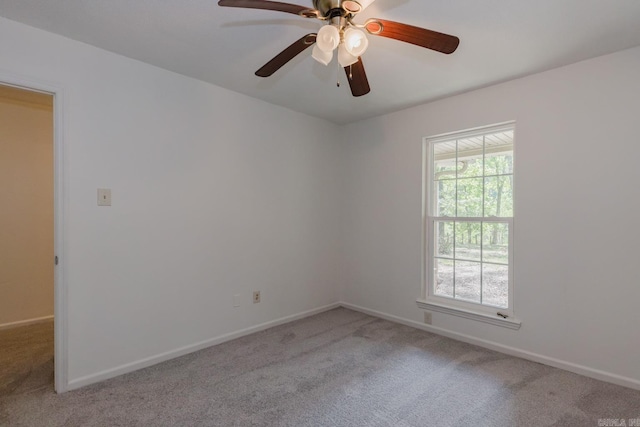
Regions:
[[416, 299, 521, 330]]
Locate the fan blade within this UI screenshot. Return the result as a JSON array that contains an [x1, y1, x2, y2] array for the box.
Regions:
[[344, 58, 370, 97], [365, 19, 459, 54], [218, 0, 311, 16], [256, 34, 317, 77]]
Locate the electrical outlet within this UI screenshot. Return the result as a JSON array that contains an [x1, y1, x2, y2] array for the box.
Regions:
[[424, 312, 432, 325], [253, 291, 261, 304]]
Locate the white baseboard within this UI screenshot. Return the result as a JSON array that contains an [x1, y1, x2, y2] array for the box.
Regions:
[[65, 301, 640, 392], [339, 302, 640, 392], [67, 303, 341, 391], [0, 315, 54, 330]]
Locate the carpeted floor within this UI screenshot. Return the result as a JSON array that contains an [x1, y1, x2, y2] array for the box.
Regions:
[[0, 320, 54, 397], [1, 308, 639, 426]]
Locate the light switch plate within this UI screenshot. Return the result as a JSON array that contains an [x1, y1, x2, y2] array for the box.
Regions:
[[97, 188, 111, 206]]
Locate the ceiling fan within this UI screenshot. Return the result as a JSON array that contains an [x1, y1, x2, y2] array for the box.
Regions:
[[218, 0, 460, 97]]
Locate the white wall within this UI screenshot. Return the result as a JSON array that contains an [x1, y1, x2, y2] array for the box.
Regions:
[[340, 46, 640, 386], [3, 13, 639, 392], [0, 90, 53, 326], [0, 17, 342, 386]]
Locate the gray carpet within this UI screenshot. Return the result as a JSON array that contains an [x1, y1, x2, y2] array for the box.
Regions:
[[1, 308, 639, 426]]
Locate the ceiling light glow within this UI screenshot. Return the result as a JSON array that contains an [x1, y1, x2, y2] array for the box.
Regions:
[[343, 28, 369, 57], [338, 43, 358, 67]]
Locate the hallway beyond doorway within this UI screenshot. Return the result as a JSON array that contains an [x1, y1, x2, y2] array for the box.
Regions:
[[0, 321, 54, 396]]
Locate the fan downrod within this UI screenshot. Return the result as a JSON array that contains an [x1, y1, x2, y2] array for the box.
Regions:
[[312, 0, 346, 17]]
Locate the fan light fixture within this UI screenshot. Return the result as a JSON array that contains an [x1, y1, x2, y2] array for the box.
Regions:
[[312, 44, 334, 65], [312, 24, 341, 65], [218, 0, 461, 97], [338, 43, 358, 67], [316, 24, 340, 51], [342, 0, 375, 14], [343, 27, 368, 56], [312, 24, 369, 67]]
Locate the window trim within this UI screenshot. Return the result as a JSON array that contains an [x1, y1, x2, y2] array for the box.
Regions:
[[418, 122, 521, 329], [416, 299, 521, 329]]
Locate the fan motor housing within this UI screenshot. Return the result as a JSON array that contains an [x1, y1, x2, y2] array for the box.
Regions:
[[313, 0, 344, 16]]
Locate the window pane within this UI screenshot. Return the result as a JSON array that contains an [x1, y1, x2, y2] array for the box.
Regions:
[[485, 152, 513, 176], [428, 125, 514, 312], [482, 264, 509, 308], [435, 221, 454, 258], [457, 137, 483, 178], [482, 222, 509, 264], [434, 258, 454, 298], [484, 176, 513, 217], [433, 141, 457, 178], [435, 179, 456, 217], [454, 261, 481, 303], [454, 222, 481, 261], [457, 178, 483, 217], [484, 130, 513, 176], [456, 157, 483, 179]]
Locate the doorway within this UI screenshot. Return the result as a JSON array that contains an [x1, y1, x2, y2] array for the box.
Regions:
[[0, 83, 60, 394]]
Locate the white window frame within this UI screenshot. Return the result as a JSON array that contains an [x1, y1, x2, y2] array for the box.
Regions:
[[417, 122, 521, 329]]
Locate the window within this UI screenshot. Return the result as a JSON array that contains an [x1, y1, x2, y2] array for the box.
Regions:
[[418, 123, 519, 329]]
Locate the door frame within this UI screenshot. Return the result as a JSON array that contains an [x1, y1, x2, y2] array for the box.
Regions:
[[0, 72, 68, 393]]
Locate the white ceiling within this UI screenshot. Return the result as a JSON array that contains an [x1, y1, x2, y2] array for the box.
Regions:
[[1, 0, 640, 124]]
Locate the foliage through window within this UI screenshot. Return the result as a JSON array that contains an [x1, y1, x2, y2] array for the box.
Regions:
[[425, 123, 514, 315]]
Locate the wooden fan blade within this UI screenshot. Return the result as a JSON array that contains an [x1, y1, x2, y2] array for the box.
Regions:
[[344, 58, 370, 97], [218, 0, 311, 16], [256, 34, 317, 77], [365, 19, 459, 54]]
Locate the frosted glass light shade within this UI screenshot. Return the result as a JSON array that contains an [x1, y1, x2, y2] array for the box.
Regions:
[[342, 0, 376, 13], [316, 25, 340, 52], [312, 44, 334, 66], [338, 44, 358, 67], [343, 28, 369, 57]]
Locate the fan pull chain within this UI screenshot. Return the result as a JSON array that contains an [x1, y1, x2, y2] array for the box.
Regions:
[[336, 60, 341, 87]]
